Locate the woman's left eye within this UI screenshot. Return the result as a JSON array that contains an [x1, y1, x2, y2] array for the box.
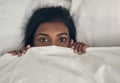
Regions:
[[39, 38, 48, 42], [58, 37, 67, 42]]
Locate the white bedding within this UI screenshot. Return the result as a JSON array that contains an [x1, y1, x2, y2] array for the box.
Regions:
[[0, 46, 120, 83]]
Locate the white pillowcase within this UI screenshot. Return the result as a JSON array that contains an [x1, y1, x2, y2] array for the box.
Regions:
[[0, 0, 31, 56], [71, 0, 120, 47]]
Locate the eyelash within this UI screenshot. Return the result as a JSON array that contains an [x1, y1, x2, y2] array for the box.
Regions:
[[38, 38, 49, 42], [57, 37, 67, 42]]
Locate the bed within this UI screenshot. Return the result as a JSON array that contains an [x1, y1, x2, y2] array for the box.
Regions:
[[0, 0, 120, 83]]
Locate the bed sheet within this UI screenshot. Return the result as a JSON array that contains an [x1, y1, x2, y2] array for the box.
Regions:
[[0, 46, 120, 83]]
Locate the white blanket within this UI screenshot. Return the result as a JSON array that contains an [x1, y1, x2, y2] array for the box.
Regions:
[[0, 46, 120, 83]]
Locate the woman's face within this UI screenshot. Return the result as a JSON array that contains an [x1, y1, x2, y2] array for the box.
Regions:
[[33, 22, 72, 47]]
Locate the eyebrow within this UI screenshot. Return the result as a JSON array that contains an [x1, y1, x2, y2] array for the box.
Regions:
[[37, 33, 68, 37], [38, 33, 49, 37], [57, 33, 68, 36]]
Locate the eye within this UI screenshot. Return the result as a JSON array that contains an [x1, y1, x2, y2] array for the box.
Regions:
[[58, 37, 67, 42], [39, 38, 49, 42]]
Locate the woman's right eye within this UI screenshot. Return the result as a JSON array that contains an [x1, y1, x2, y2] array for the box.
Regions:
[[39, 38, 49, 42]]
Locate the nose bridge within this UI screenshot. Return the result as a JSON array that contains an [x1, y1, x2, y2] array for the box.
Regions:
[[51, 38, 56, 45], [50, 35, 57, 45]]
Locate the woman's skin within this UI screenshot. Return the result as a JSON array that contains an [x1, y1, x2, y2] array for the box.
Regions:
[[9, 22, 88, 56]]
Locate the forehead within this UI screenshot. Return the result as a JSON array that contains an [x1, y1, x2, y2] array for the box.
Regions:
[[35, 22, 69, 34]]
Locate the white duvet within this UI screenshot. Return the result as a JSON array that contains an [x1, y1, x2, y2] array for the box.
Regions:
[[0, 46, 120, 83]]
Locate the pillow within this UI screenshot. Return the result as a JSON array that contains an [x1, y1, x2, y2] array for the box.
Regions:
[[0, 0, 31, 56], [0, 0, 72, 56], [71, 0, 120, 47]]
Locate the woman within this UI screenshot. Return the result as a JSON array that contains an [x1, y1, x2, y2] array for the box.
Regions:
[[10, 6, 88, 56]]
